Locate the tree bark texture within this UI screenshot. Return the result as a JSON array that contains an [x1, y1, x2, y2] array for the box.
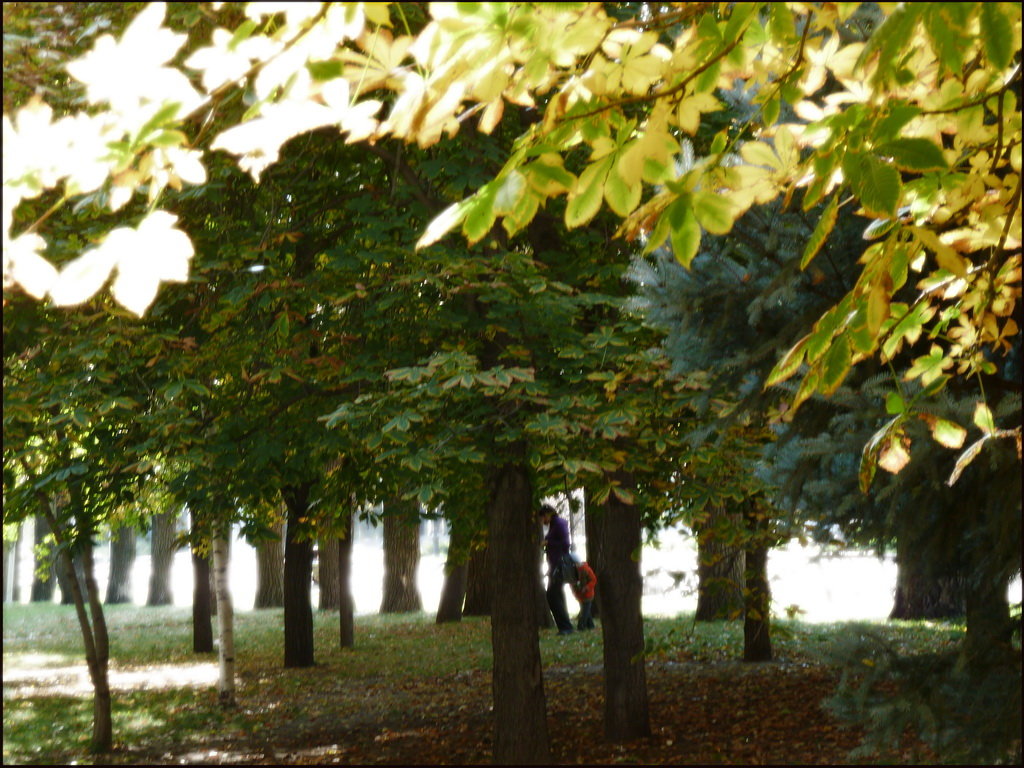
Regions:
[[42, 493, 113, 754], [889, 534, 966, 620], [591, 473, 651, 741], [487, 458, 550, 764], [282, 484, 315, 668], [212, 534, 236, 705], [30, 514, 56, 603], [380, 502, 423, 613], [318, 530, 341, 610], [463, 541, 491, 616], [191, 510, 214, 654], [694, 503, 745, 621], [337, 506, 355, 648], [254, 518, 285, 609], [104, 527, 136, 604], [4, 521, 25, 603], [55, 532, 87, 606], [437, 560, 469, 624], [80, 535, 113, 753], [146, 510, 177, 606], [742, 500, 772, 663], [436, 518, 472, 623]]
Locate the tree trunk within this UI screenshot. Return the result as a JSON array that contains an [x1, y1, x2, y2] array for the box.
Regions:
[[338, 506, 355, 648], [43, 493, 112, 753], [463, 540, 491, 616], [694, 502, 745, 621], [30, 514, 56, 603], [436, 519, 471, 624], [254, 518, 285, 609], [56, 550, 87, 605], [147, 510, 177, 606], [318, 530, 341, 610], [487, 457, 550, 764], [212, 533, 236, 705], [191, 510, 214, 654], [380, 501, 422, 613], [742, 499, 772, 663], [104, 527, 136, 604], [4, 521, 25, 603], [889, 536, 966, 620], [282, 484, 315, 668], [589, 473, 651, 741], [79, 532, 113, 753], [2, 525, 13, 603]]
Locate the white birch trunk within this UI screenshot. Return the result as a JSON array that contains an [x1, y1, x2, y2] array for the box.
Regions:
[[212, 534, 236, 706]]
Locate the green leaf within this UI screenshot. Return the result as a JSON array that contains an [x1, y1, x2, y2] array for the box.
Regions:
[[979, 3, 1014, 69], [847, 154, 901, 218], [134, 100, 183, 146], [611, 485, 637, 505], [874, 138, 947, 172], [692, 190, 736, 235], [821, 335, 852, 394], [492, 170, 527, 215], [767, 3, 796, 43], [527, 157, 575, 196], [565, 157, 611, 228], [922, 4, 970, 75], [885, 391, 905, 415], [604, 164, 641, 217], [724, 2, 761, 42], [904, 345, 950, 386], [973, 402, 995, 435], [418, 199, 471, 249], [668, 200, 701, 268], [463, 184, 498, 243], [857, 4, 924, 86], [766, 335, 808, 387], [866, 281, 891, 339], [801, 193, 839, 269]]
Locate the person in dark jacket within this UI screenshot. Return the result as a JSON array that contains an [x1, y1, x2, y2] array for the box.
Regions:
[[538, 504, 574, 635]]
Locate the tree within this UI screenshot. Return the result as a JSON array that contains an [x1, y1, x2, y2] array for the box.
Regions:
[[336, 505, 355, 648], [30, 513, 57, 603], [281, 483, 316, 668], [380, 501, 423, 614], [588, 470, 650, 740], [692, 503, 745, 621], [462, 540, 491, 617], [253, 519, 285, 609], [190, 521, 214, 654], [435, 512, 474, 624], [104, 525, 136, 604], [146, 508, 177, 606], [5, 4, 1020, 760], [211, 529, 235, 705], [317, 527, 340, 610]]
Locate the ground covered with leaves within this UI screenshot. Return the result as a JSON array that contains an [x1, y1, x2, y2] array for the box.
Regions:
[[4, 606, 956, 765]]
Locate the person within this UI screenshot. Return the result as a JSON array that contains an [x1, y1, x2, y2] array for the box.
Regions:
[[538, 503, 574, 635], [566, 553, 597, 630]]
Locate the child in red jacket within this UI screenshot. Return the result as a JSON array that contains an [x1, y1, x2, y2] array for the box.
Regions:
[[566, 554, 597, 630]]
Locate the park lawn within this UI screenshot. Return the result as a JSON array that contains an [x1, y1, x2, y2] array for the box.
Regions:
[[3, 604, 962, 765]]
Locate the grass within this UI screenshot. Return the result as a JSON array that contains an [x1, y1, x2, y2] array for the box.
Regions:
[[3, 604, 966, 765]]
